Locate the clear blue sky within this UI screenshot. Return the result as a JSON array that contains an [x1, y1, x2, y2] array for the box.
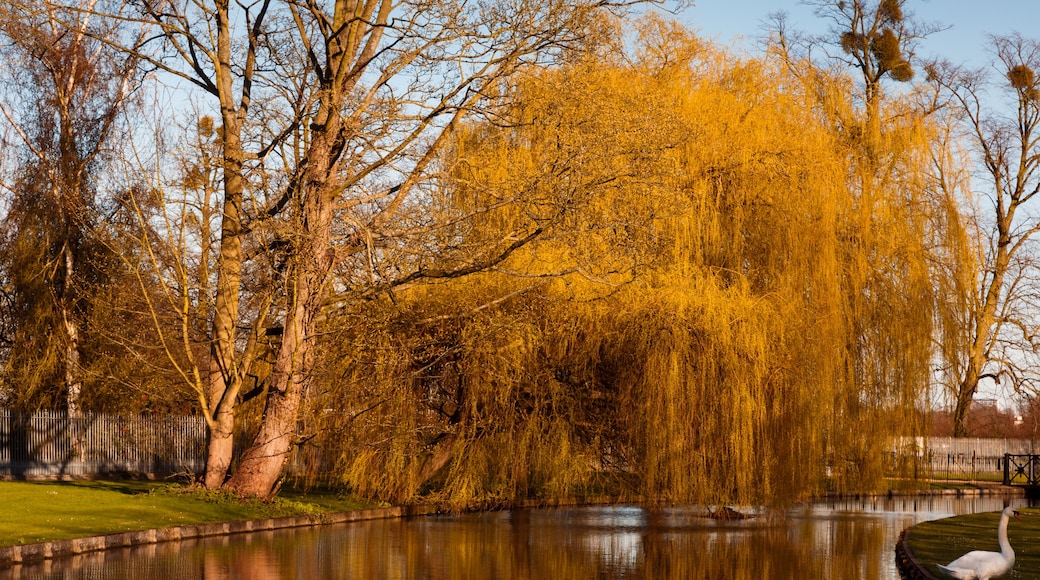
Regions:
[[681, 1, 1038, 69]]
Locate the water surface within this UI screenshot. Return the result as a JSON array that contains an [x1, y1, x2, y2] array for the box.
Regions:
[[2, 495, 1030, 579]]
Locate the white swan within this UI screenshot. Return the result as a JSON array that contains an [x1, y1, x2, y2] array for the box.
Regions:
[[937, 506, 1021, 580]]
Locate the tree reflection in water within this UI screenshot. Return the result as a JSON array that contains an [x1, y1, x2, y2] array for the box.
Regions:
[[0, 497, 1028, 579]]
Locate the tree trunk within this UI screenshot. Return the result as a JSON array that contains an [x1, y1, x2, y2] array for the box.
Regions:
[[203, 356, 236, 487], [201, 2, 248, 486], [223, 264, 322, 496], [204, 411, 235, 487], [62, 244, 81, 416], [952, 375, 977, 437], [413, 434, 458, 499], [222, 361, 306, 496], [224, 134, 335, 497], [201, 113, 245, 488], [951, 234, 1010, 437]]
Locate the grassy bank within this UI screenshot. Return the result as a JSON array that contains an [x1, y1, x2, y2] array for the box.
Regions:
[[1, 478, 1023, 555], [904, 508, 1040, 577], [0, 480, 373, 547]]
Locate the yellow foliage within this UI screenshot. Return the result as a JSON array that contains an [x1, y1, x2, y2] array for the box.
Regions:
[[308, 19, 943, 508]]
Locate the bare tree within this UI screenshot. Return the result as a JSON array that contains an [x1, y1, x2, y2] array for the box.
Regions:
[[40, 0, 672, 496], [773, 0, 941, 123], [0, 1, 139, 413], [929, 34, 1040, 436]]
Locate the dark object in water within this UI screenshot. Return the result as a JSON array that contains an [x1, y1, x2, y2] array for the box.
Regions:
[[707, 506, 748, 520]]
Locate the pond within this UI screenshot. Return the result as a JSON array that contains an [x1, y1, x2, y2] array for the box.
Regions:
[[1, 495, 1033, 579]]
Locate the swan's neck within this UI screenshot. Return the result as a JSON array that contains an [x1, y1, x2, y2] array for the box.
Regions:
[[998, 513, 1016, 565]]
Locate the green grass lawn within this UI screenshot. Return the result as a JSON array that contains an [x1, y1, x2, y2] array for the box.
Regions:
[[904, 508, 1040, 578], [0, 480, 373, 547]]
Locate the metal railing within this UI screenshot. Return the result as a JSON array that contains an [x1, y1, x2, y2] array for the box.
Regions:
[[1003, 454, 1040, 486], [892, 437, 1037, 482]]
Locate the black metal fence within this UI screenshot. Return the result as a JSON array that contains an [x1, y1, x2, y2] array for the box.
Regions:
[[1003, 454, 1040, 486], [893, 436, 1037, 481], [0, 410, 206, 479]]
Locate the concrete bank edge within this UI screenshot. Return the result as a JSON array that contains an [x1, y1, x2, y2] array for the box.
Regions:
[[895, 529, 942, 580], [0, 504, 441, 568]]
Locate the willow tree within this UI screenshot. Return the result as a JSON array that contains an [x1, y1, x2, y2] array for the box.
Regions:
[[564, 23, 935, 499], [929, 35, 1040, 436], [771, 0, 940, 483], [303, 18, 941, 507], [43, 0, 674, 496], [0, 2, 140, 413]]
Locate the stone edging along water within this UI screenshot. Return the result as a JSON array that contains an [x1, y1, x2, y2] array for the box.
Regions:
[[896, 530, 943, 580], [0, 504, 443, 568]]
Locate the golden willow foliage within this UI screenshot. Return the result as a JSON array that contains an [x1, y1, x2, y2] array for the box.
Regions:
[[787, 37, 940, 488], [307, 19, 940, 508]]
